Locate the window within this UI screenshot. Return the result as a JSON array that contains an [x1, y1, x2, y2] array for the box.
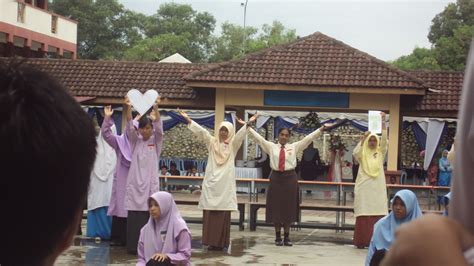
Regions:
[[17, 2, 26, 23], [51, 15, 58, 34]]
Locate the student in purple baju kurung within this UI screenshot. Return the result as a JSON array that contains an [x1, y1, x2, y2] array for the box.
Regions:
[[125, 97, 164, 254], [101, 105, 137, 246], [137, 192, 191, 266]]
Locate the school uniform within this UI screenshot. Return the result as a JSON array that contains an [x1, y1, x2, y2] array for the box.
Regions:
[[87, 129, 116, 239], [248, 127, 322, 224], [126, 119, 164, 254], [365, 190, 422, 266], [101, 117, 134, 245], [137, 192, 191, 266], [187, 121, 247, 248], [353, 131, 389, 248]]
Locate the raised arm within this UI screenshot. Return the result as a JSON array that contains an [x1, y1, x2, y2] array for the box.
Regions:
[[232, 113, 258, 152], [380, 112, 388, 157], [166, 230, 192, 265], [150, 99, 164, 155], [125, 98, 139, 144], [248, 127, 273, 155], [101, 106, 119, 150], [179, 109, 212, 146], [294, 126, 325, 154]]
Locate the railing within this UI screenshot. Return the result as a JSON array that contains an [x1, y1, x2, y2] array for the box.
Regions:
[[160, 176, 450, 208]]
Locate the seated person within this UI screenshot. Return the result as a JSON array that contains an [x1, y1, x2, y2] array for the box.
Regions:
[[137, 192, 191, 266], [1, 61, 97, 265], [186, 167, 201, 177], [169, 163, 180, 176], [365, 189, 423, 266], [160, 165, 171, 176]]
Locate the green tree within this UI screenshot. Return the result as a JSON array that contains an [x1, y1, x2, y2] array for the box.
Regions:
[[209, 22, 259, 62], [142, 3, 216, 62], [122, 33, 191, 61], [434, 25, 474, 70], [50, 0, 146, 59], [391, 47, 440, 70], [394, 0, 474, 71], [209, 20, 297, 62]]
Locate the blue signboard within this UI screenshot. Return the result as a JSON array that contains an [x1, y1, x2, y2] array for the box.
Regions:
[[264, 90, 349, 108]]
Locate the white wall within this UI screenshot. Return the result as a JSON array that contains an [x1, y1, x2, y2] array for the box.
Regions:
[[0, 0, 77, 44]]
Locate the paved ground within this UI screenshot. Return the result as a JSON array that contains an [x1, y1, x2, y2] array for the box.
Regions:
[[56, 190, 440, 265], [57, 224, 366, 265]]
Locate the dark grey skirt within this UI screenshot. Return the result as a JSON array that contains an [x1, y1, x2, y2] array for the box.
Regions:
[[266, 170, 299, 224], [126, 211, 149, 254]]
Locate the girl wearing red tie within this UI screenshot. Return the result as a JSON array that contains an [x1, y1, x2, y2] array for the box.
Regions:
[[249, 125, 328, 246]]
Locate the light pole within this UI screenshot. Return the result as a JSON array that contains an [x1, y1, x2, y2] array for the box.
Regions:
[[241, 0, 249, 54]]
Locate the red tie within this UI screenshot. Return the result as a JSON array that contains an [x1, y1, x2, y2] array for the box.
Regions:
[[279, 145, 285, 172]]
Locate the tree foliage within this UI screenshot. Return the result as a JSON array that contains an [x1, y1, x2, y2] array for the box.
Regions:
[[50, 0, 146, 59], [391, 47, 441, 70], [393, 0, 474, 71], [209, 21, 297, 62], [50, 1, 296, 62]]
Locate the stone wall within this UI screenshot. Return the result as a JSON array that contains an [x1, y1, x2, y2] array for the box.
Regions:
[[161, 123, 210, 160]]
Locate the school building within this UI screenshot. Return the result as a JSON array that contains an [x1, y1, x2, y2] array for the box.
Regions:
[[0, 0, 77, 58]]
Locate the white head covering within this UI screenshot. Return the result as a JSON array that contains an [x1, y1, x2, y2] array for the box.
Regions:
[[210, 121, 235, 165], [87, 126, 117, 210], [450, 41, 474, 234]]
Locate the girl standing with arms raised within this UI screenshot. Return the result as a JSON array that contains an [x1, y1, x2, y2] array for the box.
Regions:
[[126, 97, 164, 254], [353, 112, 388, 248], [179, 110, 257, 250], [101, 106, 139, 246], [248, 124, 328, 246]]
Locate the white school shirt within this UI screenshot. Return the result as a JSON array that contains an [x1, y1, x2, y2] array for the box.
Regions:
[[248, 128, 322, 171]]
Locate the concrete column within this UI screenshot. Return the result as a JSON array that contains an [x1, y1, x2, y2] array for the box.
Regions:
[[387, 95, 400, 171], [57, 47, 64, 58], [6, 33, 14, 57], [23, 38, 31, 57], [235, 107, 246, 160], [214, 88, 226, 133], [39, 43, 46, 58]]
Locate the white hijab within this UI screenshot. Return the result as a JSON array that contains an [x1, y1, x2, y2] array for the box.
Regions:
[[87, 126, 117, 210], [210, 121, 235, 165]]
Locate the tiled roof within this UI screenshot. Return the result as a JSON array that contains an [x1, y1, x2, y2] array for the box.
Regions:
[[16, 58, 205, 99], [408, 71, 464, 112], [187, 32, 427, 90]]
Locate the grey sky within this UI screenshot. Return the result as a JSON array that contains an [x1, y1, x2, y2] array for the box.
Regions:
[[119, 0, 454, 61]]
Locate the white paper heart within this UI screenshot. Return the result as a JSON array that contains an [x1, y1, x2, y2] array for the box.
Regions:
[[126, 89, 159, 115]]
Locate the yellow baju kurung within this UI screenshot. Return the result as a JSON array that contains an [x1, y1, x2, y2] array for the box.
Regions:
[[353, 130, 389, 247]]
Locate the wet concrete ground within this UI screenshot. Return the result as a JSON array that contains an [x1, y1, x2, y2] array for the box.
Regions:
[[56, 190, 435, 265], [57, 224, 366, 265]]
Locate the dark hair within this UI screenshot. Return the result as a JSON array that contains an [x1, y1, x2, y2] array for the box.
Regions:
[[0, 60, 97, 264], [138, 115, 152, 129], [160, 165, 168, 170], [278, 127, 291, 135]]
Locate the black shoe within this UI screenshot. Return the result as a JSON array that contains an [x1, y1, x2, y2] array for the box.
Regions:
[[284, 238, 293, 246], [275, 238, 283, 246]]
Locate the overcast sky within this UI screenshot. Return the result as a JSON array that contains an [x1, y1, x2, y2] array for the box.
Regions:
[[119, 0, 454, 61]]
